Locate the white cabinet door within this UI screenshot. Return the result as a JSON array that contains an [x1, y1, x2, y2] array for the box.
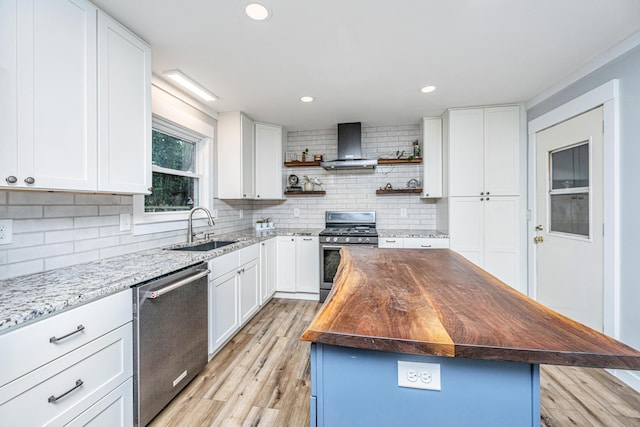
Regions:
[[421, 117, 442, 198], [239, 257, 259, 324], [448, 109, 484, 197], [2, 0, 97, 191], [449, 197, 484, 267], [210, 270, 239, 352], [255, 122, 283, 199], [97, 11, 151, 194], [296, 237, 319, 293], [483, 106, 520, 196], [483, 196, 520, 287], [217, 112, 255, 199], [66, 377, 133, 427], [260, 238, 277, 305], [378, 238, 404, 248], [276, 237, 296, 292], [449, 196, 520, 289]]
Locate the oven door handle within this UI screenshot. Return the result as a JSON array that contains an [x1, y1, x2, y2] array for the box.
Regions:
[[321, 245, 344, 250], [145, 269, 210, 299]]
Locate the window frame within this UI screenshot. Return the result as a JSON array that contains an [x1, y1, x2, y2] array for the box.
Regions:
[[133, 114, 213, 235]]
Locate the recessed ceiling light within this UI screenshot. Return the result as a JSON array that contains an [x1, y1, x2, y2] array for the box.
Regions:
[[163, 69, 218, 102], [300, 96, 314, 103], [245, 3, 271, 21], [420, 85, 437, 94]]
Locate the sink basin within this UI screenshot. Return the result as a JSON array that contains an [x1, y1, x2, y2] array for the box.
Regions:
[[170, 240, 238, 252]]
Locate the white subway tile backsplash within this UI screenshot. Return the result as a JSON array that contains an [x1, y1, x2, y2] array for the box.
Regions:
[[8, 242, 74, 263], [75, 194, 122, 205], [8, 191, 74, 205], [45, 228, 100, 244], [0, 259, 43, 280], [74, 215, 119, 229], [0, 191, 7, 205], [13, 218, 74, 233], [45, 205, 97, 218], [74, 236, 121, 252], [45, 251, 99, 271]]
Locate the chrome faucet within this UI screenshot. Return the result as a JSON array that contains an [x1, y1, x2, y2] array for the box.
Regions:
[[187, 207, 215, 244]]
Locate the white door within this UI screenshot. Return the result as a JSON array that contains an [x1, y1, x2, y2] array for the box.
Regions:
[[535, 106, 604, 331]]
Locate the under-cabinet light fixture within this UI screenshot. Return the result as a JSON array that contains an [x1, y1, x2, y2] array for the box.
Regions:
[[163, 70, 218, 102], [245, 3, 271, 21]]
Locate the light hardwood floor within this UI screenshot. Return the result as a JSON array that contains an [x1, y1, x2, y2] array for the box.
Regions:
[[150, 298, 640, 427]]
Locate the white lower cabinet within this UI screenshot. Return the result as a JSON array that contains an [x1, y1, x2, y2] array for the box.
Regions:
[[67, 377, 133, 427], [260, 238, 277, 305], [378, 237, 450, 249], [208, 243, 260, 355], [449, 196, 520, 289], [0, 290, 133, 427], [276, 236, 319, 296]]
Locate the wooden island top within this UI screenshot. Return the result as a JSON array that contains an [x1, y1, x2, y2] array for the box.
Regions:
[[301, 248, 640, 369]]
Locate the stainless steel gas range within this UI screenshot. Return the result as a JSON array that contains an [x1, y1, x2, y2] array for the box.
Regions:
[[319, 211, 378, 302]]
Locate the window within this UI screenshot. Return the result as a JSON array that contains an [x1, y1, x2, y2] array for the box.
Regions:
[[145, 128, 199, 212], [549, 141, 590, 237]]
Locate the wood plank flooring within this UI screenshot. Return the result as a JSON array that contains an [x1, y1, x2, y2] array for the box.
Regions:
[[150, 298, 640, 427]]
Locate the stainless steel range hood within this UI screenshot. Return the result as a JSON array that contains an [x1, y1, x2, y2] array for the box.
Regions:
[[321, 123, 377, 170]]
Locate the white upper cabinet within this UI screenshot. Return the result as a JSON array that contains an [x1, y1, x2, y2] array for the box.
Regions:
[[0, 0, 150, 194], [217, 112, 255, 199], [97, 11, 151, 194], [218, 113, 284, 200], [254, 122, 283, 199], [447, 106, 520, 197], [421, 117, 443, 198], [1, 0, 97, 191]]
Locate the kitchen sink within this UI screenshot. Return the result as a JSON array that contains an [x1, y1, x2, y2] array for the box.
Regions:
[[169, 240, 238, 252]]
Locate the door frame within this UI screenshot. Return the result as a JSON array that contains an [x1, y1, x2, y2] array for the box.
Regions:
[[527, 79, 620, 339]]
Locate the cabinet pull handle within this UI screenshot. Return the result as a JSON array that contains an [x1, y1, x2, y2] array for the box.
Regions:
[[420, 245, 432, 248], [24, 176, 35, 185], [50, 324, 85, 343], [5, 176, 17, 184], [303, 238, 312, 241], [48, 379, 83, 403], [386, 240, 396, 243]]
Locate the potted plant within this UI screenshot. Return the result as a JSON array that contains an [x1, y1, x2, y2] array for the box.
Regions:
[[302, 175, 315, 191], [301, 148, 309, 162]]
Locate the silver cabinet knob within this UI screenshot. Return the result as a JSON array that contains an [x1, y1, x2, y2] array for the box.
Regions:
[[5, 176, 17, 184], [24, 176, 35, 185]]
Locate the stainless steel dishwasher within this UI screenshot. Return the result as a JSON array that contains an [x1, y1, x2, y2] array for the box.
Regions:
[[133, 262, 209, 426]]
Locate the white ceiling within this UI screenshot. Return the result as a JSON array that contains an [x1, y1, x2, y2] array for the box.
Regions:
[[91, 0, 640, 131]]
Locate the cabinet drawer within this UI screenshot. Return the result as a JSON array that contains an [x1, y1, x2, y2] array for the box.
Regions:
[[209, 251, 240, 280], [0, 289, 132, 387], [0, 323, 132, 427], [66, 377, 133, 427], [239, 243, 260, 265], [403, 238, 450, 249], [378, 238, 403, 248]]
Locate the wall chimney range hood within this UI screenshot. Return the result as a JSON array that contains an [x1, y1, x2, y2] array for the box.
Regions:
[[321, 122, 377, 170]]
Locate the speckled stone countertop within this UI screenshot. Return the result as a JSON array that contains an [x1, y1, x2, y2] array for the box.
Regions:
[[0, 228, 321, 334], [378, 229, 449, 238]]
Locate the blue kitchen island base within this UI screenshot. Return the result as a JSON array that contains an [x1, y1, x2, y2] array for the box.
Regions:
[[310, 343, 540, 427]]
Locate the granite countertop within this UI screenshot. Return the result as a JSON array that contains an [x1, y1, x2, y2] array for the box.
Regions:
[[301, 247, 640, 370], [378, 229, 449, 238], [0, 228, 321, 334]]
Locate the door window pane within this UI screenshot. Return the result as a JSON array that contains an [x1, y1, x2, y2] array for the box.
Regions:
[[550, 193, 589, 236], [551, 143, 589, 189]]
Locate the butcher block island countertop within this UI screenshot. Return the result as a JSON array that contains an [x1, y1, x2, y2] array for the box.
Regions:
[[301, 247, 640, 370]]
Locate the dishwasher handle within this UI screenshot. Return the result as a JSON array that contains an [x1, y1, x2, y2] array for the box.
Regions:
[[146, 269, 210, 299]]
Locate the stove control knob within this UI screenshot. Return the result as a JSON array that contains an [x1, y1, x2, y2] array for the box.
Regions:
[[345, 237, 350, 243], [365, 238, 370, 244], [325, 237, 331, 243], [358, 237, 363, 243], [333, 237, 338, 243]]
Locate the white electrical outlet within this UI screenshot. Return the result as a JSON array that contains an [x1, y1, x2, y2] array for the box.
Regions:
[[239, 209, 243, 219], [0, 219, 13, 245], [400, 208, 407, 218], [119, 214, 131, 232], [398, 360, 441, 391], [293, 208, 300, 218]]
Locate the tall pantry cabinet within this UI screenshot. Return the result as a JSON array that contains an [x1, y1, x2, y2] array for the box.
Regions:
[[443, 106, 524, 291]]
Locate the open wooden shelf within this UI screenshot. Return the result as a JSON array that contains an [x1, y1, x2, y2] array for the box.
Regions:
[[376, 188, 423, 195], [284, 190, 326, 196], [284, 161, 321, 167], [377, 158, 422, 165]]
